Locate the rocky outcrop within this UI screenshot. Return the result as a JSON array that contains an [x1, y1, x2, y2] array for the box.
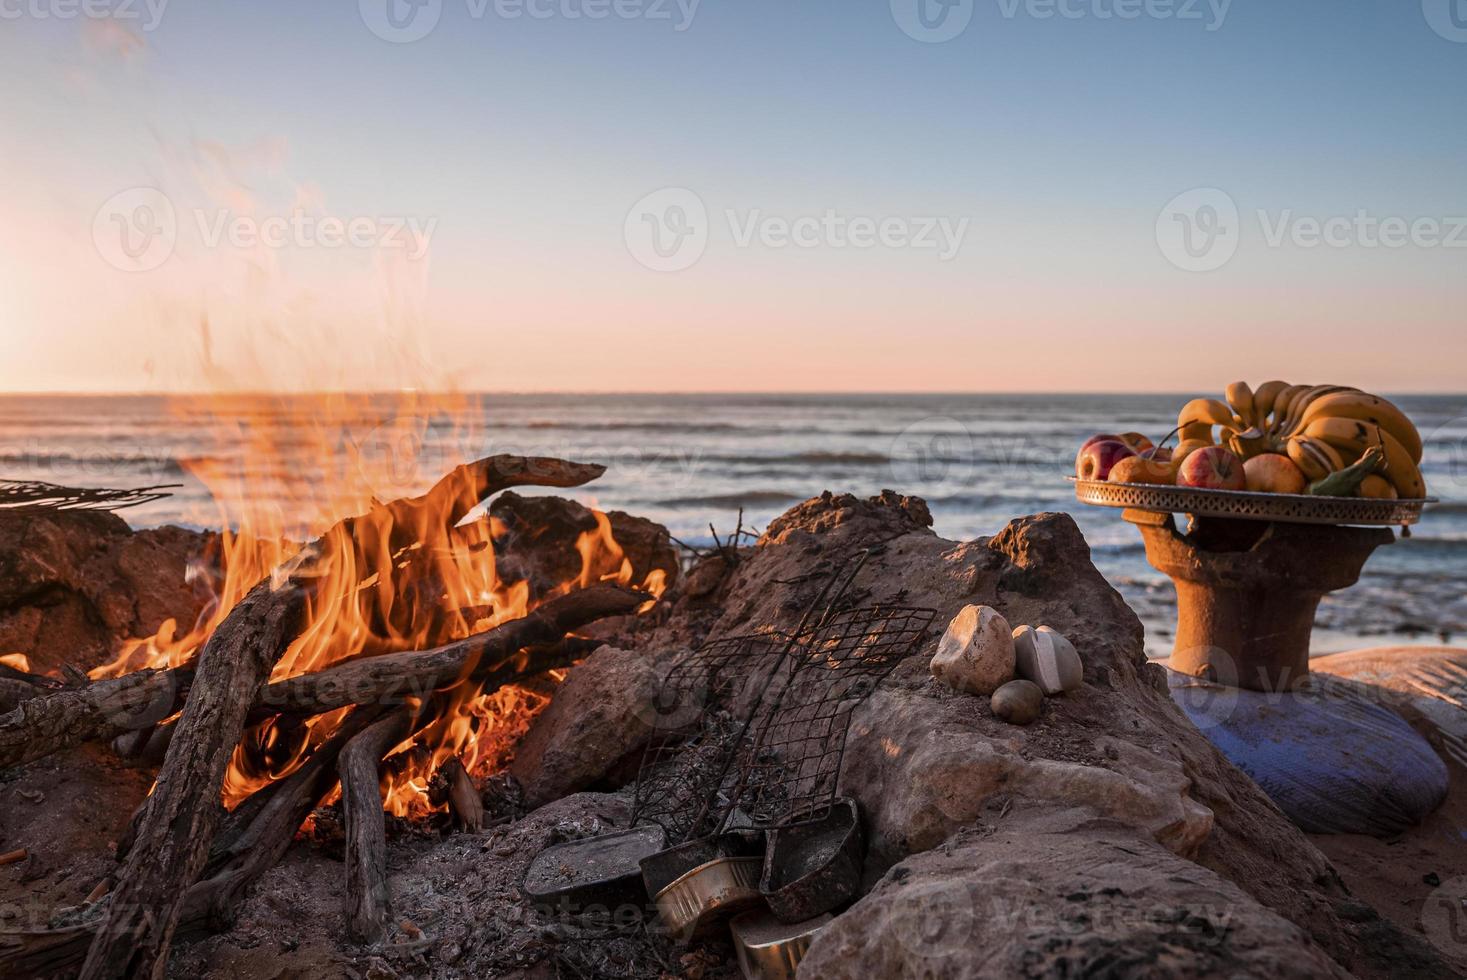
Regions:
[[798, 824, 1353, 979], [640, 491, 1455, 980], [0, 511, 215, 674], [509, 645, 664, 807]]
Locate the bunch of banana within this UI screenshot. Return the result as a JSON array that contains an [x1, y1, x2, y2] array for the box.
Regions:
[[1175, 382, 1426, 498]]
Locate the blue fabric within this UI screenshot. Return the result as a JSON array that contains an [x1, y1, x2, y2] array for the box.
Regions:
[[1168, 671, 1449, 836]]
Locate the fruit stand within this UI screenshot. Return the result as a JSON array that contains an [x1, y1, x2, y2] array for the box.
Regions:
[[1071, 382, 1434, 692], [1071, 480, 1425, 691]]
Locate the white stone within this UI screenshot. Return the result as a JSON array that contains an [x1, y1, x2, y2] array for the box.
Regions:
[[1012, 625, 1083, 695], [930, 605, 1015, 696]]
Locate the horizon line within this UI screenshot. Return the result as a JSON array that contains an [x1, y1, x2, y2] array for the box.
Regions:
[[2, 388, 1465, 399]]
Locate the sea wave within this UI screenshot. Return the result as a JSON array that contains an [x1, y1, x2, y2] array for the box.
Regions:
[[651, 490, 806, 510]]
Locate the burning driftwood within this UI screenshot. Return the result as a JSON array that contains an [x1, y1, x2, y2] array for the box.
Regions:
[[0, 455, 660, 979]]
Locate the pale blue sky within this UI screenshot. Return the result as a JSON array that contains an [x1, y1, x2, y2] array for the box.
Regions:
[[1, 1, 1464, 391]]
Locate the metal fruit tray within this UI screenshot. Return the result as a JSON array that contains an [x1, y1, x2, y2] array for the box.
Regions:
[[1069, 478, 1432, 527]]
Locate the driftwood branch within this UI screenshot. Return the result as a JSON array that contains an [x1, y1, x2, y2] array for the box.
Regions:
[[339, 707, 415, 944], [0, 665, 192, 770], [252, 584, 647, 719], [79, 579, 310, 980]]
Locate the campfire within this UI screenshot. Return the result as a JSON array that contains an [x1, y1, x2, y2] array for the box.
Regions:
[[0, 447, 670, 977]]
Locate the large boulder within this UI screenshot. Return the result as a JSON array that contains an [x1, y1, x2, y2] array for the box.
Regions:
[[798, 824, 1353, 979], [509, 645, 663, 806], [0, 510, 214, 674], [638, 491, 1455, 980]]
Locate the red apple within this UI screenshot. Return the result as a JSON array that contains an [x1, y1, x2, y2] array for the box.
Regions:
[[1075, 439, 1136, 481], [1141, 446, 1173, 463], [1118, 432, 1155, 454], [1079, 433, 1121, 454], [1177, 446, 1247, 490]]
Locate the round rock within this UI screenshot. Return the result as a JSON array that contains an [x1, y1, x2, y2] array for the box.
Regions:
[[930, 605, 1015, 696], [991, 679, 1044, 725], [1012, 625, 1083, 696]]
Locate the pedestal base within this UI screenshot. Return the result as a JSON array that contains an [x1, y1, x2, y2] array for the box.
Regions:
[[1127, 510, 1394, 692]]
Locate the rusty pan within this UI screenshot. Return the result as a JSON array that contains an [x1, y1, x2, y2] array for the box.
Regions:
[[523, 825, 666, 914], [759, 797, 863, 923]]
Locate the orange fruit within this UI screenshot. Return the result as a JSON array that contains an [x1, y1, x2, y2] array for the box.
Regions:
[[1108, 455, 1175, 486], [1243, 453, 1306, 494]]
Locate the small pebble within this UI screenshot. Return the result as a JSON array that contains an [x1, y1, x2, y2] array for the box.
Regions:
[[991, 680, 1044, 725]]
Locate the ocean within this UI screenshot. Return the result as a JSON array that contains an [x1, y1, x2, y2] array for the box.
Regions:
[[3, 393, 1464, 658]]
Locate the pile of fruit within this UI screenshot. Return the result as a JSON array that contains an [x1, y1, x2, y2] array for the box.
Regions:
[[1075, 382, 1427, 499]]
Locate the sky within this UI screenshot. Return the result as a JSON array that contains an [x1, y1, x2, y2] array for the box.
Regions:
[[0, 0, 1464, 394]]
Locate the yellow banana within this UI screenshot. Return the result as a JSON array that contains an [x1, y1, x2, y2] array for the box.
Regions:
[[1276, 384, 1357, 437], [1179, 422, 1216, 443], [1178, 398, 1240, 434], [1303, 418, 1425, 498], [1286, 435, 1345, 482], [1295, 391, 1423, 464], [1269, 384, 1312, 433], [1252, 380, 1291, 427], [1225, 381, 1258, 430]]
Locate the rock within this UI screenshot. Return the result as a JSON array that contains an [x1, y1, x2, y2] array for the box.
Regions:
[[1012, 624, 1083, 695], [637, 497, 1457, 979], [508, 646, 662, 807], [990, 679, 1043, 725], [929, 604, 1014, 696], [488, 492, 680, 602], [798, 826, 1354, 980], [0, 510, 215, 674]]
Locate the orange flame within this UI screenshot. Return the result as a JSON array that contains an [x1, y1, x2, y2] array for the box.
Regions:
[[94, 391, 665, 818]]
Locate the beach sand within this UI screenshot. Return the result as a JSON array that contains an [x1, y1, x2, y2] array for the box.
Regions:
[[1308, 647, 1467, 971]]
